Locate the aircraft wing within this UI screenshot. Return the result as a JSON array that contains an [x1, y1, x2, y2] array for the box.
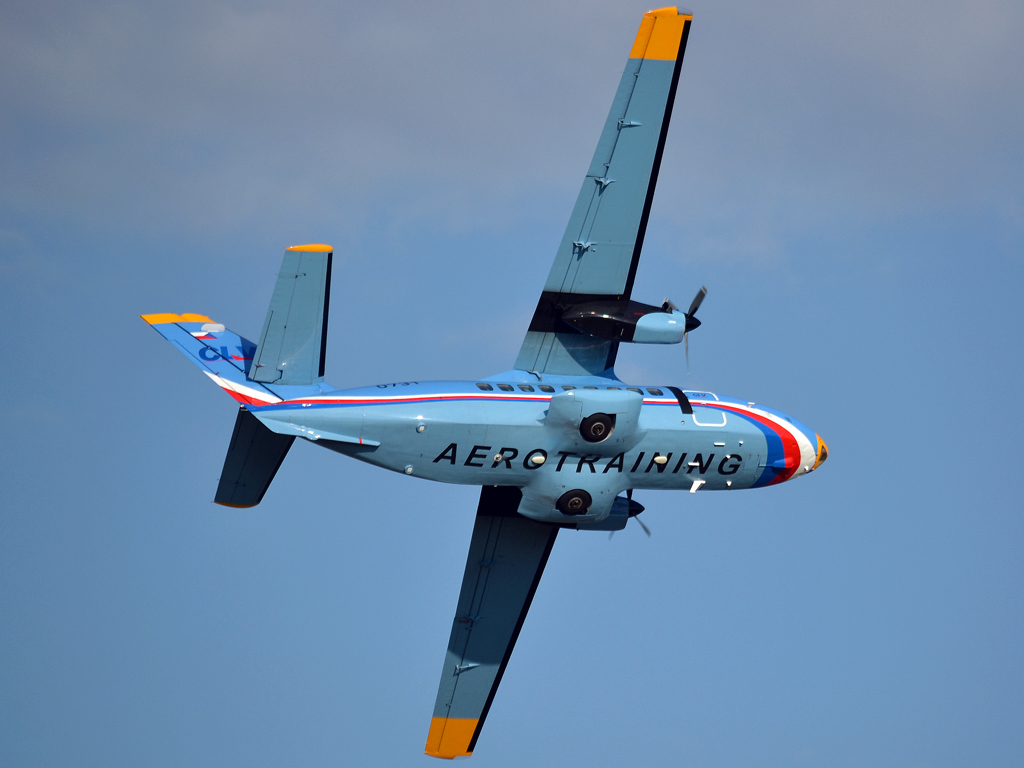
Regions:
[[425, 487, 559, 759], [515, 8, 693, 376]]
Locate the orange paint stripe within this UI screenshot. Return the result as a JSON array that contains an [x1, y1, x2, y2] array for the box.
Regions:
[[140, 312, 214, 325], [286, 243, 333, 252], [629, 7, 691, 61], [424, 717, 477, 759]]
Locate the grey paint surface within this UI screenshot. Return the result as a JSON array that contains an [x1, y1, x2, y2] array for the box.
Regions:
[[252, 250, 331, 385]]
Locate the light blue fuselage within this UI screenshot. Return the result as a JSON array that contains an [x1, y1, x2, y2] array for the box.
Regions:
[[253, 372, 825, 527]]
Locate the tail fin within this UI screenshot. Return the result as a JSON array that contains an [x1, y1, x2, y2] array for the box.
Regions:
[[144, 244, 335, 507]]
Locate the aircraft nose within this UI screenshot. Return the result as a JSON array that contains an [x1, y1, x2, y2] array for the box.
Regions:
[[813, 434, 829, 470]]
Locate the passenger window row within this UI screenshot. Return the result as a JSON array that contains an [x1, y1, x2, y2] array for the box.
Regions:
[[475, 383, 665, 396]]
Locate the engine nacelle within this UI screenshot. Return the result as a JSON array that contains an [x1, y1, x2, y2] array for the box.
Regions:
[[561, 300, 696, 345]]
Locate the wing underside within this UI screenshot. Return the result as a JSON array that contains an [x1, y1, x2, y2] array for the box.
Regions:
[[515, 8, 692, 376], [425, 487, 558, 759]]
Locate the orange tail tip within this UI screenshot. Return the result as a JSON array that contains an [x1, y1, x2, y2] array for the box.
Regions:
[[629, 7, 692, 61], [285, 243, 333, 252], [140, 313, 214, 325], [424, 717, 478, 759]]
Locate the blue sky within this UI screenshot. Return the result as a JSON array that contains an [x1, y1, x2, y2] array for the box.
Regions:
[[2, 2, 1022, 766]]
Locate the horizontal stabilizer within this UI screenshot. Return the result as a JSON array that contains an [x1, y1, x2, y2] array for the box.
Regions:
[[141, 313, 285, 406], [215, 407, 295, 507], [252, 245, 333, 385]]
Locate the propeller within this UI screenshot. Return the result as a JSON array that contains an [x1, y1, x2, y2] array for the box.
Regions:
[[683, 285, 707, 373], [609, 489, 652, 540], [627, 489, 651, 537]]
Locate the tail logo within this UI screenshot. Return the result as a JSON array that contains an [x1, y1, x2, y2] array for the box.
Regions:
[[198, 345, 255, 362]]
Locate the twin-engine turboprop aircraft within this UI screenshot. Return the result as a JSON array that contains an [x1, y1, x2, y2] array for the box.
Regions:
[[144, 8, 828, 759]]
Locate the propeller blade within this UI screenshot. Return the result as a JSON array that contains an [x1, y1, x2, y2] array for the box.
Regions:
[[662, 298, 679, 312], [686, 285, 707, 318], [685, 331, 689, 373], [635, 516, 652, 537]]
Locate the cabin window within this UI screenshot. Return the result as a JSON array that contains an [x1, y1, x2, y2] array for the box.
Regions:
[[647, 388, 664, 396], [606, 386, 621, 390], [628, 388, 643, 394], [518, 384, 535, 392], [561, 385, 576, 391], [538, 385, 555, 392], [475, 383, 493, 391], [498, 384, 514, 392], [584, 386, 598, 390]]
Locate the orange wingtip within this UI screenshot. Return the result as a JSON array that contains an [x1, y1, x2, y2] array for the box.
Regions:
[[629, 7, 691, 61], [141, 313, 214, 325], [286, 244, 333, 252], [424, 717, 477, 759]]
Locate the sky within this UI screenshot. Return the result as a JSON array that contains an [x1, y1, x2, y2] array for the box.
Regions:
[[2, 1, 1022, 766]]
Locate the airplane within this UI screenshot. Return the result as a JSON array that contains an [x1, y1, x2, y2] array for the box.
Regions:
[[143, 7, 828, 760]]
